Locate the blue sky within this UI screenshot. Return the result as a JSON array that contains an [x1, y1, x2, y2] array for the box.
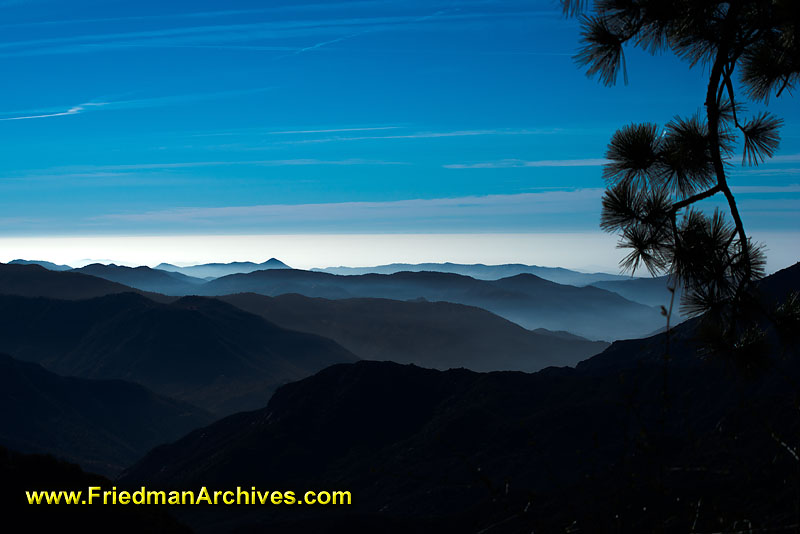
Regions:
[[0, 0, 797, 269]]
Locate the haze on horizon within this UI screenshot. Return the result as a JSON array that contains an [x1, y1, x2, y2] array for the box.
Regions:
[[0, 0, 797, 270]]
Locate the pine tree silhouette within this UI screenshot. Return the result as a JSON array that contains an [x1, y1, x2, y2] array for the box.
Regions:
[[562, 0, 798, 355]]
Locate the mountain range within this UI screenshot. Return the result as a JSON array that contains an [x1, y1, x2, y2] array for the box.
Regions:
[[0, 262, 616, 382], [122, 262, 800, 533], [7, 260, 665, 340], [9, 259, 683, 325], [0, 258, 795, 532]]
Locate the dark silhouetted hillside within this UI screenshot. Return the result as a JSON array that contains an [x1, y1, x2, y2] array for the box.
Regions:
[[200, 269, 663, 340], [0, 293, 357, 415], [0, 353, 210, 476], [74, 263, 206, 295], [219, 293, 608, 371]]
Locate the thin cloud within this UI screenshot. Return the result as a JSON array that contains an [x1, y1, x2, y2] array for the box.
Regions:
[[444, 158, 608, 169], [0, 102, 107, 121], [0, 88, 272, 122]]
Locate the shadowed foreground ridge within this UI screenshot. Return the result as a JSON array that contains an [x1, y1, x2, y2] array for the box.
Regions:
[[123, 263, 800, 532]]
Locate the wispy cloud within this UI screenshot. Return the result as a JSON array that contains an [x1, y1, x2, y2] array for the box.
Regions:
[[0, 87, 272, 122], [0, 102, 107, 121], [444, 158, 608, 169]]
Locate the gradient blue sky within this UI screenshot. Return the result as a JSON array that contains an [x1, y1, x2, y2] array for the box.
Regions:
[[0, 0, 798, 269]]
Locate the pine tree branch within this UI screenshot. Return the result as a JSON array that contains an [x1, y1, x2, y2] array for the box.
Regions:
[[671, 185, 722, 213], [705, 4, 751, 290]]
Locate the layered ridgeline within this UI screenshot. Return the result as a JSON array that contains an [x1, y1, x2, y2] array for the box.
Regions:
[[0, 263, 609, 393], [0, 265, 606, 387], [156, 258, 291, 279], [0, 291, 357, 415], [219, 293, 608, 371], [16, 258, 677, 311], [0, 353, 210, 476], [13, 260, 675, 340], [200, 270, 663, 340], [123, 263, 800, 533], [314, 262, 630, 285]]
